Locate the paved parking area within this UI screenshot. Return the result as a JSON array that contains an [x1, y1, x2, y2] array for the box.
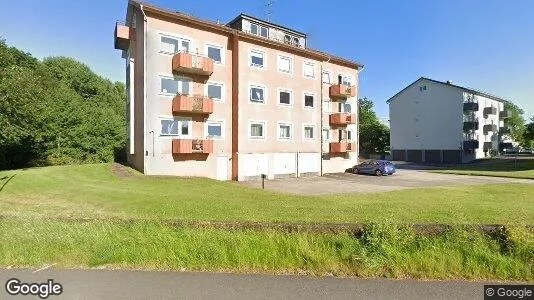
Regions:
[[240, 170, 534, 195]]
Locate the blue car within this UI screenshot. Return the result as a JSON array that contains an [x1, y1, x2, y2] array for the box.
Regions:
[[348, 160, 396, 176]]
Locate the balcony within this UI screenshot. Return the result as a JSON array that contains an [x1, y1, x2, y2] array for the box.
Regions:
[[500, 126, 511, 135], [172, 139, 213, 154], [483, 124, 498, 134], [114, 22, 134, 50], [172, 94, 214, 115], [463, 120, 479, 131], [172, 52, 214, 76], [483, 106, 498, 116], [329, 84, 356, 99], [329, 113, 356, 126], [500, 110, 512, 119], [330, 141, 356, 153], [483, 142, 493, 151], [463, 140, 479, 150], [463, 102, 479, 111]]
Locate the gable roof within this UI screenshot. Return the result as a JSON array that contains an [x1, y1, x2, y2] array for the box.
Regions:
[[386, 77, 509, 104], [127, 0, 363, 70]]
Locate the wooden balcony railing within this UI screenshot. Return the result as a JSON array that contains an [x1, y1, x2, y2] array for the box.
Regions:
[[329, 84, 356, 99], [329, 113, 356, 126], [172, 139, 213, 154], [172, 52, 214, 76], [172, 94, 214, 115]]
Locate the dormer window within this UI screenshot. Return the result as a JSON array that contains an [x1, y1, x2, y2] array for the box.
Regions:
[[284, 35, 291, 44], [251, 23, 268, 38]]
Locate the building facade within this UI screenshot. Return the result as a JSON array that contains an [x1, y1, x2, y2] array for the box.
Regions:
[[387, 77, 513, 163], [114, 1, 362, 180]]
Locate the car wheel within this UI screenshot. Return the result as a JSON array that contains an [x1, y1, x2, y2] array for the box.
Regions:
[[353, 168, 359, 174], [375, 169, 382, 176]]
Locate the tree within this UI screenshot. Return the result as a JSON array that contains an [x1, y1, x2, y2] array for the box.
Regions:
[[503, 101, 526, 146], [358, 98, 390, 154], [523, 117, 534, 149]]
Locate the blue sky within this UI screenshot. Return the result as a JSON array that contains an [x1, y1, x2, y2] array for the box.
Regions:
[[1, 0, 533, 121]]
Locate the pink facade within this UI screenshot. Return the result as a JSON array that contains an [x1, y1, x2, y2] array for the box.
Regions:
[[115, 2, 362, 180]]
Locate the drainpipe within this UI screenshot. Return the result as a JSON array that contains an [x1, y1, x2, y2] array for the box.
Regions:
[[320, 55, 331, 176], [140, 4, 148, 170]]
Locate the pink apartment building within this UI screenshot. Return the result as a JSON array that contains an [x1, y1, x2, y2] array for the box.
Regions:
[[114, 0, 363, 181]]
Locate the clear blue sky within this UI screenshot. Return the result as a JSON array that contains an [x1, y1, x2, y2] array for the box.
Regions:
[[1, 0, 533, 120]]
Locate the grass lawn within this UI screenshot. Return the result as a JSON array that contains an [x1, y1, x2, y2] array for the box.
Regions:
[[1, 163, 533, 281], [0, 163, 533, 225], [432, 158, 534, 179]]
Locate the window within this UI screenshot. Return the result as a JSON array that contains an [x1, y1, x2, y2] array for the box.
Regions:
[[304, 94, 315, 108], [249, 121, 266, 139], [322, 71, 331, 84], [338, 74, 352, 86], [303, 125, 315, 140], [250, 85, 265, 103], [205, 121, 224, 139], [339, 102, 352, 113], [278, 89, 292, 106], [160, 36, 190, 54], [250, 49, 265, 68], [206, 45, 223, 64], [322, 101, 331, 113], [322, 127, 330, 141], [160, 118, 191, 137], [341, 129, 353, 141], [277, 123, 292, 140], [419, 86, 427, 92], [251, 23, 268, 38], [207, 83, 223, 102], [278, 55, 292, 74], [160, 76, 190, 95], [303, 62, 315, 78]]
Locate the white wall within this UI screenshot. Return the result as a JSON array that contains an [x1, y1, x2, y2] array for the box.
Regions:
[[389, 79, 464, 151]]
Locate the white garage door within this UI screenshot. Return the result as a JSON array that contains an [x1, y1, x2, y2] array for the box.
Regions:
[[273, 153, 296, 175], [242, 154, 269, 177], [298, 153, 320, 173]]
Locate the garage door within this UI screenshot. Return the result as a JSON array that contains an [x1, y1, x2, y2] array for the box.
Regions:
[[273, 153, 296, 175], [298, 153, 320, 174], [242, 154, 269, 177]]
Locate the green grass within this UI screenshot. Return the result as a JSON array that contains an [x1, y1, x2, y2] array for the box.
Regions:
[[1, 163, 534, 225], [1, 218, 532, 281], [432, 159, 534, 179]]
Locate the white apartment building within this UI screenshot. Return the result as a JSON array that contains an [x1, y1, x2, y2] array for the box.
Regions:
[[387, 77, 513, 163]]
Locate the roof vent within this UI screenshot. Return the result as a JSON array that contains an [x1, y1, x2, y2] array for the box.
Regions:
[[446, 80, 452, 84]]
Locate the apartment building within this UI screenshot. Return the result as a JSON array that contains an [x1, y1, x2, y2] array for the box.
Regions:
[[387, 77, 513, 163], [114, 0, 362, 181]]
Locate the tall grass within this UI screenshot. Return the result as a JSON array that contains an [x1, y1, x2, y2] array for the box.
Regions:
[[1, 218, 532, 281]]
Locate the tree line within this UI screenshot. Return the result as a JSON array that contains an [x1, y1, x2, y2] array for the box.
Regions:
[[0, 39, 126, 170]]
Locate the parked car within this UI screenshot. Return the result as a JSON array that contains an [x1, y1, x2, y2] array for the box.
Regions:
[[347, 160, 396, 176]]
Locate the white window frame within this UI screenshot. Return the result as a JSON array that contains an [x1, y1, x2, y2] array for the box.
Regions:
[[204, 43, 225, 66], [303, 92, 316, 109], [277, 54, 293, 75], [322, 70, 331, 84], [322, 127, 330, 142], [338, 73, 353, 86], [158, 116, 192, 139], [339, 101, 352, 113], [322, 101, 331, 114], [302, 61, 316, 79], [250, 23, 269, 38], [277, 88, 293, 107], [159, 74, 192, 97], [303, 124, 316, 141], [249, 48, 266, 69], [277, 122, 293, 141], [158, 32, 191, 55], [248, 120, 267, 140], [205, 81, 225, 103], [205, 120, 225, 140], [249, 84, 267, 104]]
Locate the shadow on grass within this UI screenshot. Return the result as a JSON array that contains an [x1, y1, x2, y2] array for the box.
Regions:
[[0, 174, 16, 192]]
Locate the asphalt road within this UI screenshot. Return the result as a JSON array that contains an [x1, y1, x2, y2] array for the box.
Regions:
[[0, 268, 500, 300]]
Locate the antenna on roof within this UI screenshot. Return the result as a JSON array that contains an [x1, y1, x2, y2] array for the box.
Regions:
[[265, 0, 273, 22]]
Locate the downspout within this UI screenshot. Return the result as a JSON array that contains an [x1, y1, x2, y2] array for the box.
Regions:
[[320, 55, 331, 176], [140, 4, 148, 172]]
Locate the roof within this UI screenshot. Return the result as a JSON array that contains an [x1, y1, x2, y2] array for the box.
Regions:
[[127, 0, 363, 70], [227, 13, 307, 38], [386, 77, 509, 104]]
